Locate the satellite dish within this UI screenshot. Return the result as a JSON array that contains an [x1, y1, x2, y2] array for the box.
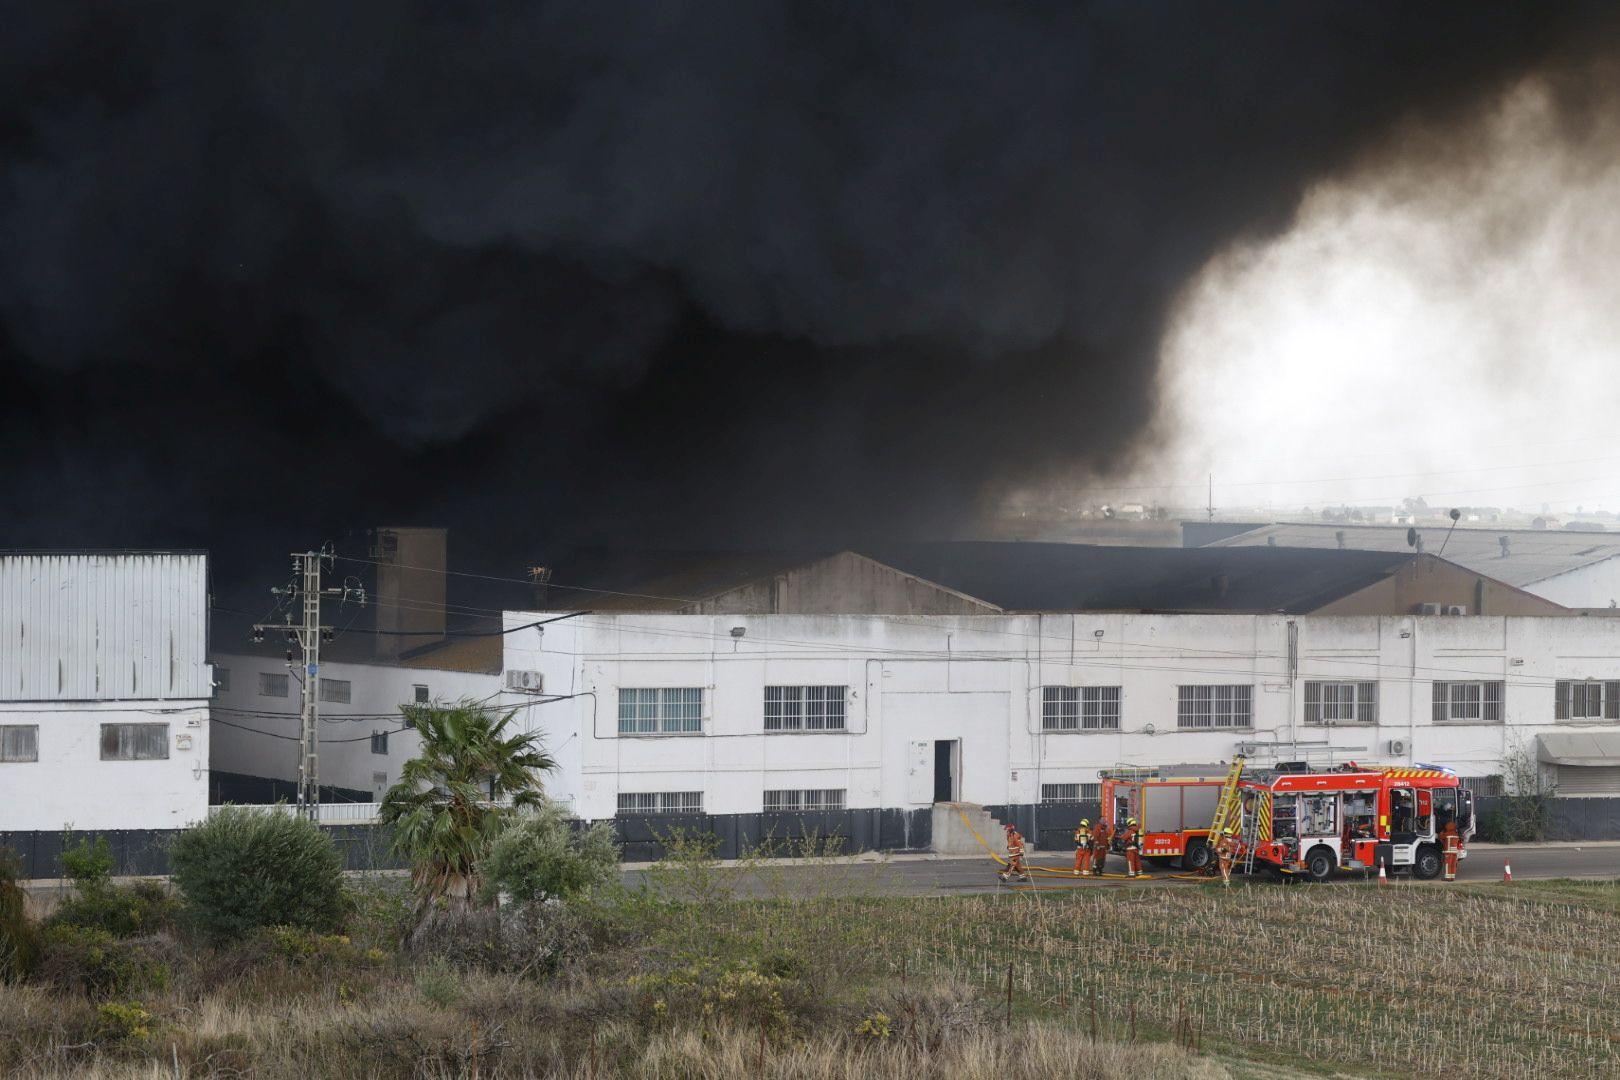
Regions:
[[1449, 508, 1461, 522], [1406, 527, 1418, 548]]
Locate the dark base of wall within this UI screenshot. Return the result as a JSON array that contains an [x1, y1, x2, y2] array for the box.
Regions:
[[608, 807, 933, 863]]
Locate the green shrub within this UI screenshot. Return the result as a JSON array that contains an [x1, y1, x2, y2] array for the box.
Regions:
[[51, 879, 177, 938], [96, 1001, 156, 1043], [36, 924, 168, 999], [483, 800, 619, 906], [0, 848, 41, 981], [61, 834, 115, 885], [264, 926, 385, 967], [169, 808, 346, 941]]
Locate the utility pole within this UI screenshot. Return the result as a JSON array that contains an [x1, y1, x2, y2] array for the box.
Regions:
[[1207, 474, 1214, 522], [252, 544, 366, 820]]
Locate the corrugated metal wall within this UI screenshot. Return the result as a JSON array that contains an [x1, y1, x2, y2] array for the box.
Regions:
[[0, 552, 209, 701]]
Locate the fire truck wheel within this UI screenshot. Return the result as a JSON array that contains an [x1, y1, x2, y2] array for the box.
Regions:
[[1182, 838, 1212, 872], [1304, 847, 1336, 882], [1412, 844, 1443, 881]]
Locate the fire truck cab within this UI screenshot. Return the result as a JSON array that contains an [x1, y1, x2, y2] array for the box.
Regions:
[[1100, 768, 1230, 871], [1243, 766, 1476, 881]]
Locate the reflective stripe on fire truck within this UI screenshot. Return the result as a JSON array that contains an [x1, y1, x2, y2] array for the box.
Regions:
[[1256, 791, 1272, 843]]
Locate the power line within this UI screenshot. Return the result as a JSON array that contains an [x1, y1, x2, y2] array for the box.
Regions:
[[333, 554, 702, 603]]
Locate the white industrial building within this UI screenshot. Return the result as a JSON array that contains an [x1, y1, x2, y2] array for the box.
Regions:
[[208, 647, 499, 801], [503, 610, 1620, 832], [0, 552, 212, 831]]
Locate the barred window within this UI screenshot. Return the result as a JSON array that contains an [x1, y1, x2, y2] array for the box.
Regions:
[[0, 725, 39, 763], [1460, 775, 1505, 797], [100, 723, 168, 761], [763, 789, 847, 812], [1041, 686, 1122, 731], [319, 678, 352, 704], [1177, 685, 1254, 729], [763, 686, 847, 731], [1555, 680, 1620, 721], [1432, 681, 1504, 723], [370, 731, 388, 755], [616, 791, 704, 815], [258, 672, 289, 698], [1040, 782, 1101, 803], [617, 688, 705, 734], [213, 667, 230, 695], [1303, 681, 1378, 725], [413, 684, 430, 704]]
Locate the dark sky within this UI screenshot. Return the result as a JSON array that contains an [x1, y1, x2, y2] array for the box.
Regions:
[[3, 2, 1616, 584]]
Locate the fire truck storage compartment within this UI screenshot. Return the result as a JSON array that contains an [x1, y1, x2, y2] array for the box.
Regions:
[[1141, 782, 1220, 833]]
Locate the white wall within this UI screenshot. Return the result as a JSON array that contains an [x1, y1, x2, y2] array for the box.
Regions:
[[0, 700, 210, 831], [503, 611, 1620, 819], [1528, 560, 1620, 609], [208, 653, 500, 798], [0, 552, 211, 831]]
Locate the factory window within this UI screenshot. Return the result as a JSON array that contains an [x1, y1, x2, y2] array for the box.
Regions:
[[0, 725, 39, 763], [763, 789, 846, 812], [1177, 685, 1254, 729], [1555, 680, 1620, 721], [319, 678, 352, 704], [258, 672, 289, 698], [1040, 782, 1101, 803], [100, 723, 169, 761], [370, 731, 388, 755], [1040, 686, 1121, 731], [616, 791, 704, 815], [1302, 681, 1378, 725], [213, 667, 230, 695], [763, 686, 847, 731], [1432, 681, 1504, 723], [617, 688, 704, 735], [413, 684, 430, 704]]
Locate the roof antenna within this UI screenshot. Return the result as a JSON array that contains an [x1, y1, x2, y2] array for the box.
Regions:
[[1438, 508, 1461, 556]]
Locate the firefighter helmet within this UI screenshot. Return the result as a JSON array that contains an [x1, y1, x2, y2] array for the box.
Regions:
[[1127, 817, 1138, 827], [1078, 818, 1090, 827]]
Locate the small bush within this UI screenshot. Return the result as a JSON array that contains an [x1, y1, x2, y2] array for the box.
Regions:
[[51, 878, 177, 938], [169, 808, 346, 940], [0, 848, 41, 981], [265, 926, 385, 968], [96, 1000, 156, 1043], [483, 800, 619, 906], [36, 924, 168, 999]]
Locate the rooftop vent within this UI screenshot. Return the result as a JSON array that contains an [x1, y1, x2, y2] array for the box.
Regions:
[[1499, 536, 1510, 558]]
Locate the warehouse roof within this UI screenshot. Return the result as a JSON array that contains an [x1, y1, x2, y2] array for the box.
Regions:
[[1201, 523, 1620, 587], [865, 542, 1460, 613]]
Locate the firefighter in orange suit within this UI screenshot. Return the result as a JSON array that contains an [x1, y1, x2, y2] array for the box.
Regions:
[[1090, 818, 1112, 876], [1441, 817, 1462, 882], [1073, 819, 1093, 877], [998, 823, 1031, 883], [1215, 822, 1240, 886], [1120, 817, 1143, 877]]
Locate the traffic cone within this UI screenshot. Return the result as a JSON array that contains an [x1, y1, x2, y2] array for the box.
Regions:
[[1503, 860, 1512, 883], [1377, 859, 1388, 886]]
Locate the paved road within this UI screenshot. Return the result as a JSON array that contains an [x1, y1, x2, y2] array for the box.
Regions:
[[621, 841, 1620, 898]]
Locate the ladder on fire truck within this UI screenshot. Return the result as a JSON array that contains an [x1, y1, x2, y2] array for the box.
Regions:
[[1206, 755, 1247, 874]]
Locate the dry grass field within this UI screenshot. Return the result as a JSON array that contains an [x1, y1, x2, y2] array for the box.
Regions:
[[3, 856, 1618, 1078]]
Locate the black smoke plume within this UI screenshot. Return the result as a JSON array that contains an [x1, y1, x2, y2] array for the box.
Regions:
[[2, 2, 1615, 585]]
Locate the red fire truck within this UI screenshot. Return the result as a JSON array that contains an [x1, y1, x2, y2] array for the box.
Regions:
[[1240, 765, 1477, 880], [1100, 767, 1230, 872]]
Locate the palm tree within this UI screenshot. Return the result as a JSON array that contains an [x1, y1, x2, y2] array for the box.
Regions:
[[379, 702, 555, 917]]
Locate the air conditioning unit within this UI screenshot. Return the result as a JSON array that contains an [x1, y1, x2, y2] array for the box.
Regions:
[[1419, 603, 1443, 615], [1387, 739, 1407, 756], [1444, 605, 1468, 616], [504, 669, 544, 693]]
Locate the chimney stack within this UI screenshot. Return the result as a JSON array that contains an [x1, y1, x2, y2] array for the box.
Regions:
[[371, 527, 447, 659]]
